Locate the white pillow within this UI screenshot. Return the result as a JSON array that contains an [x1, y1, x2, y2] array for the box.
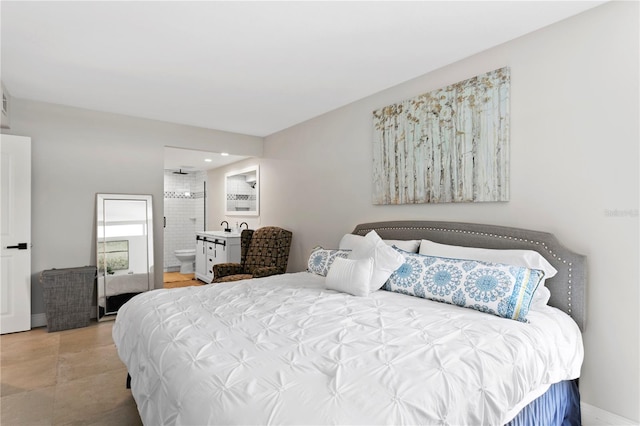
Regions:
[[339, 233, 420, 253], [530, 284, 551, 310], [418, 240, 557, 277], [348, 231, 405, 292], [325, 257, 373, 297]]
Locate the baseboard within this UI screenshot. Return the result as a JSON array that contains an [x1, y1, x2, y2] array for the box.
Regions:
[[581, 403, 638, 426], [30, 313, 47, 328]]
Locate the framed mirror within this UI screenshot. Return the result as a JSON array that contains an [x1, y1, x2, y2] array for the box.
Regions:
[[225, 165, 259, 216], [96, 193, 154, 321]]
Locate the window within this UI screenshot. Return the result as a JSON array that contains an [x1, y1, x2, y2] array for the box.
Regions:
[[98, 240, 129, 273]]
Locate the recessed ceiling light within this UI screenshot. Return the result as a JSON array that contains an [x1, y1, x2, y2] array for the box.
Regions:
[[220, 152, 229, 156], [204, 158, 212, 162]]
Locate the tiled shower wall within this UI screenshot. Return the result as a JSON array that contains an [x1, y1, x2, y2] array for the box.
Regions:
[[226, 175, 257, 212], [163, 170, 206, 271]]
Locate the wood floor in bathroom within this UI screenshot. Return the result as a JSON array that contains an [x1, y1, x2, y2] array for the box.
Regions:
[[162, 271, 203, 289]]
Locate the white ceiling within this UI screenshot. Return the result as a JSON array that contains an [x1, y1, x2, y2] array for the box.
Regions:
[[164, 146, 247, 172], [2, 1, 605, 139]]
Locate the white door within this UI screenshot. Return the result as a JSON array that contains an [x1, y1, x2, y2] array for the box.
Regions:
[[0, 135, 31, 334]]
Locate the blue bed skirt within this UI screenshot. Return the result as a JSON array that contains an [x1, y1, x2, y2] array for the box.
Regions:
[[506, 380, 581, 426]]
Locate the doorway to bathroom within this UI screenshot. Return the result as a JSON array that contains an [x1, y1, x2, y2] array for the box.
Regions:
[[163, 167, 206, 276], [163, 147, 248, 287]]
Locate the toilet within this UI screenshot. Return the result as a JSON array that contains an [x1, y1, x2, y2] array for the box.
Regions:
[[174, 249, 196, 274]]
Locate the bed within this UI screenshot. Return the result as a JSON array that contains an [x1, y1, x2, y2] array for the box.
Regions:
[[112, 220, 586, 425], [97, 272, 151, 318]]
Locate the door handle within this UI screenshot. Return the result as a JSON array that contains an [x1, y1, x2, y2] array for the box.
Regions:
[[6, 243, 28, 250]]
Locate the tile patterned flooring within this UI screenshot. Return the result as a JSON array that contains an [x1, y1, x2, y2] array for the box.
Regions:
[[0, 273, 203, 425], [0, 321, 142, 425]]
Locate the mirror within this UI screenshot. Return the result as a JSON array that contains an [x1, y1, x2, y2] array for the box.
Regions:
[[96, 194, 154, 321], [225, 165, 259, 216]]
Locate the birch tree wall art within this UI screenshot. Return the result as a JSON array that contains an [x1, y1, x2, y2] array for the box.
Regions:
[[372, 67, 510, 204]]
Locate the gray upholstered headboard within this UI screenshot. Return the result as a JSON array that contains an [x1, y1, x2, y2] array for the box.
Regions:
[[352, 221, 586, 331]]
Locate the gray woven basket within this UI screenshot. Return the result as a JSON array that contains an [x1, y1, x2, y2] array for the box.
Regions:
[[40, 266, 97, 332]]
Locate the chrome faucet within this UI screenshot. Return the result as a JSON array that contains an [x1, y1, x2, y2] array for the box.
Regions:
[[220, 221, 231, 232], [240, 222, 249, 230]]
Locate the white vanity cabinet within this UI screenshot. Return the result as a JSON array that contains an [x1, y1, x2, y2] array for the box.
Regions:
[[195, 232, 241, 283]]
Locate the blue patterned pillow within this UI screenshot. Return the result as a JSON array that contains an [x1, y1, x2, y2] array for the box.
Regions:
[[384, 248, 545, 322], [307, 247, 351, 277]]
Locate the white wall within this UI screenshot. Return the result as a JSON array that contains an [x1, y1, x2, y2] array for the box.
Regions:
[[251, 2, 637, 421], [4, 100, 262, 315]]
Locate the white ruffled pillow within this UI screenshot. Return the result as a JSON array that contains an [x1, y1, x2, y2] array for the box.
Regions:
[[339, 233, 420, 253], [348, 231, 405, 292], [530, 284, 551, 310], [325, 257, 374, 297], [418, 240, 557, 277]]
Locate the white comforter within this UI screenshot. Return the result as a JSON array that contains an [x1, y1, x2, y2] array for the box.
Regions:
[[104, 273, 150, 296], [113, 272, 583, 425]]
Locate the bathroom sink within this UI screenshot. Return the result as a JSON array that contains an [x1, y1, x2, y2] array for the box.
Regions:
[[198, 231, 241, 238]]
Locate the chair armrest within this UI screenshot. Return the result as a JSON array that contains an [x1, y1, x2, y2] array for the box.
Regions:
[[251, 266, 283, 279], [213, 263, 244, 279]]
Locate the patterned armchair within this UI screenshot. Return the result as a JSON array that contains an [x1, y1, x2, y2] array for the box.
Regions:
[[212, 226, 292, 283]]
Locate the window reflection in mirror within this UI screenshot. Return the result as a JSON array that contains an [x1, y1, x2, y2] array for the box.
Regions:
[[224, 165, 259, 216]]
